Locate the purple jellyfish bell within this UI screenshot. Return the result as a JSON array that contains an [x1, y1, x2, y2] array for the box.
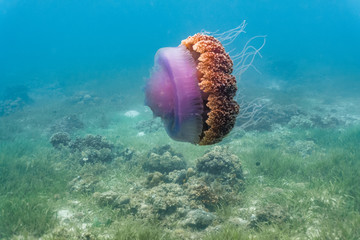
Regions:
[[145, 46, 204, 144]]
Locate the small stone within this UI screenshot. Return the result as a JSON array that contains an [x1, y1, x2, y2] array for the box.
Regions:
[[250, 203, 288, 227], [182, 209, 215, 229], [228, 217, 249, 226], [94, 190, 119, 206], [124, 110, 140, 118], [113, 196, 131, 207], [186, 168, 196, 178]]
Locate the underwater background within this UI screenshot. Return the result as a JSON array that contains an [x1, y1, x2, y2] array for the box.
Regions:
[[1, 0, 360, 239]]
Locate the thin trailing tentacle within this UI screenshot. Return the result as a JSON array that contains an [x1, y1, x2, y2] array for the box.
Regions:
[[203, 21, 266, 78]]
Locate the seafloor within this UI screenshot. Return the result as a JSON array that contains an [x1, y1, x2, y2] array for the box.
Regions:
[[0, 81, 360, 240]]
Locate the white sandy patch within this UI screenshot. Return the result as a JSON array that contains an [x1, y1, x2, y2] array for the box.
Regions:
[[57, 209, 73, 222], [137, 131, 145, 137], [124, 110, 140, 118]]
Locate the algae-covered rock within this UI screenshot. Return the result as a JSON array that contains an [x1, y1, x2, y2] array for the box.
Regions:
[[93, 191, 119, 206], [84, 146, 243, 233], [50, 114, 84, 134], [196, 146, 242, 178], [0, 98, 27, 116], [70, 134, 113, 151], [0, 85, 33, 116], [80, 148, 113, 165], [143, 149, 186, 174], [145, 183, 187, 217], [288, 115, 314, 128], [51, 134, 118, 165], [250, 203, 288, 228], [119, 147, 135, 162], [309, 114, 343, 128], [182, 209, 216, 229], [67, 91, 101, 106], [149, 144, 184, 158], [136, 118, 162, 134], [93, 191, 130, 208], [113, 195, 131, 207], [145, 171, 165, 188], [50, 132, 71, 149], [189, 184, 219, 211], [167, 169, 188, 185]]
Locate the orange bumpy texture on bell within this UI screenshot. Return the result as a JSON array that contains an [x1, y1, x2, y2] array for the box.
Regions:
[[181, 34, 240, 145]]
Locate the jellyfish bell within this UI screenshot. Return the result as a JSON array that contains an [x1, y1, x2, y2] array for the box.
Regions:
[[145, 33, 240, 145], [145, 46, 203, 144]]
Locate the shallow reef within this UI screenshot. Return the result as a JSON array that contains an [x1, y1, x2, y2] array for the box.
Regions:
[[136, 118, 163, 134], [87, 145, 245, 231], [0, 86, 33, 116], [50, 114, 84, 134], [50, 133, 117, 165], [235, 100, 346, 132], [143, 145, 187, 174], [1, 86, 360, 240]]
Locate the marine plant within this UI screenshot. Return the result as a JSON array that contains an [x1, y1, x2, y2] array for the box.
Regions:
[[0, 138, 74, 238]]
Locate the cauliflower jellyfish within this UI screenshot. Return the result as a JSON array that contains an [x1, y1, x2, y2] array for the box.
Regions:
[[145, 21, 265, 145]]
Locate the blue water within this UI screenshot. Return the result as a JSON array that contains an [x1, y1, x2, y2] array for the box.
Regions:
[[1, 1, 360, 239], [1, 0, 359, 92]]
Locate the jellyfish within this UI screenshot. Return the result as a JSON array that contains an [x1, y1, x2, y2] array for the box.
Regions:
[[145, 25, 262, 145]]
